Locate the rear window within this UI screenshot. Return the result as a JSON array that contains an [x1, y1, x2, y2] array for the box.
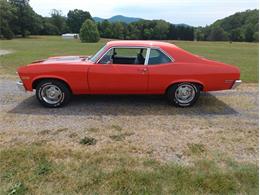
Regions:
[[148, 49, 172, 65]]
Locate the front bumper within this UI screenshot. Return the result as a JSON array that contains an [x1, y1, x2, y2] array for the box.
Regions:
[[231, 80, 242, 89], [16, 80, 26, 91]]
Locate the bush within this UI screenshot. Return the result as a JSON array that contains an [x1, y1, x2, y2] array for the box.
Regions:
[[79, 136, 97, 145], [80, 19, 100, 43]]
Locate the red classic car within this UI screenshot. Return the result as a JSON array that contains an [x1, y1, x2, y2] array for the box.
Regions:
[[17, 41, 241, 108]]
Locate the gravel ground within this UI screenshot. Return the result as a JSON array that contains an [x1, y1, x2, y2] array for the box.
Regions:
[[0, 78, 258, 164]]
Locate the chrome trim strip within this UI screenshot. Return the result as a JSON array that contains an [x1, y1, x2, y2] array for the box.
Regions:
[[95, 46, 174, 64], [231, 80, 242, 89], [16, 80, 26, 91], [155, 48, 175, 63]]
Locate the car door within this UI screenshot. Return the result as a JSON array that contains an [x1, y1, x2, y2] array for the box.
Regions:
[[88, 47, 149, 94], [147, 48, 175, 94]]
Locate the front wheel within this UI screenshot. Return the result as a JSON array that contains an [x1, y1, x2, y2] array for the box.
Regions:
[[167, 83, 200, 107], [36, 80, 71, 108]]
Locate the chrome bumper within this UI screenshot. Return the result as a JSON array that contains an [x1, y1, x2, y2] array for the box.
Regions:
[[16, 80, 25, 91], [231, 80, 242, 89]]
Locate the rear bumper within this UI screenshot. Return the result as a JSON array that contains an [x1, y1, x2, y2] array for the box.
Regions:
[[231, 80, 242, 89], [16, 80, 26, 92]]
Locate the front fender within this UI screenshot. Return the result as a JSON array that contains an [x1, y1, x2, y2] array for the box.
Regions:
[[30, 75, 71, 91]]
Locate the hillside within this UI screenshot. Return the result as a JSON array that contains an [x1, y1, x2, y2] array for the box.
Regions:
[[196, 9, 259, 42], [93, 15, 142, 24]]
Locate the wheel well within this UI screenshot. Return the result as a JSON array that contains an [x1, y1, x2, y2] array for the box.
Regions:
[[32, 78, 72, 93], [165, 82, 204, 94]]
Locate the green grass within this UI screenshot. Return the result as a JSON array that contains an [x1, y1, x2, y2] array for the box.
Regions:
[[0, 144, 258, 194], [0, 36, 258, 82], [0, 36, 107, 75]]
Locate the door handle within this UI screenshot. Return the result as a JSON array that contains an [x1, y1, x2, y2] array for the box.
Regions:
[[138, 68, 148, 74]]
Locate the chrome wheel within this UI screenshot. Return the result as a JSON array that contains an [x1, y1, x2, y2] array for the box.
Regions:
[[41, 84, 63, 104], [175, 84, 196, 104]]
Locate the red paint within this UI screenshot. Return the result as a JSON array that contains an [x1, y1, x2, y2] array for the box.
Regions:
[[17, 41, 240, 95]]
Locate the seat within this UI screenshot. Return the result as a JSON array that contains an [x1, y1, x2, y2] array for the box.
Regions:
[[134, 53, 145, 64]]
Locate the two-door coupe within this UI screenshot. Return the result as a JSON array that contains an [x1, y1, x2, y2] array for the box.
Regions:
[[17, 41, 241, 108]]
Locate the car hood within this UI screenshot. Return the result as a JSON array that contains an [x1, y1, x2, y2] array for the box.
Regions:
[[31, 55, 91, 64]]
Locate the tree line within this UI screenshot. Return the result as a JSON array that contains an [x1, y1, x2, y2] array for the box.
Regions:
[[0, 0, 92, 39], [195, 9, 259, 42], [0, 0, 258, 42], [0, 0, 194, 41], [97, 20, 194, 40]]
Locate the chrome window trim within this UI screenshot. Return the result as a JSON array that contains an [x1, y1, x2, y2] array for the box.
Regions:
[[95, 45, 174, 65], [147, 47, 175, 65], [96, 46, 149, 65]]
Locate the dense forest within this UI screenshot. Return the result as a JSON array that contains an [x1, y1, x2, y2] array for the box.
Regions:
[[0, 0, 258, 42], [195, 9, 259, 42]]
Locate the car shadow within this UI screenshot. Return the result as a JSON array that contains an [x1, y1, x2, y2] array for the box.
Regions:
[[8, 92, 238, 116]]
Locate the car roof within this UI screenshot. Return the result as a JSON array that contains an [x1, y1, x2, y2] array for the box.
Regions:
[[106, 40, 178, 49]]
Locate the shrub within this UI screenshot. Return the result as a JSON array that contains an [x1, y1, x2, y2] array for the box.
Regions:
[[79, 19, 100, 43], [79, 136, 97, 145]]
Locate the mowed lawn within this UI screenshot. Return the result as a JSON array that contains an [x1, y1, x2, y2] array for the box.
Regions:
[[0, 36, 258, 82]]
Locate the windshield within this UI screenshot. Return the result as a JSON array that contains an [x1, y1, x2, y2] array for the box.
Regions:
[[89, 45, 107, 62]]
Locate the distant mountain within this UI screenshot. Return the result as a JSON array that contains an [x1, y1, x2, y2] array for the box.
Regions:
[[93, 15, 142, 24]]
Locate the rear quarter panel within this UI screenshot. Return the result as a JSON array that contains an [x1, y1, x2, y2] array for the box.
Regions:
[[148, 62, 240, 93]]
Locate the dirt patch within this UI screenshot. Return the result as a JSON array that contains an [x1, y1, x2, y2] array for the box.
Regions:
[[0, 49, 13, 56], [0, 79, 258, 164]]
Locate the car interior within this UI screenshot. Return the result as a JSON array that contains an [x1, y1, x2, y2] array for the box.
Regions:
[[98, 47, 172, 65], [112, 48, 146, 65], [98, 48, 146, 65]]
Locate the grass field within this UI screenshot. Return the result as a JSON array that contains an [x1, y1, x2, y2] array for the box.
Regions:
[[0, 36, 259, 194], [0, 36, 258, 82], [0, 144, 258, 194]]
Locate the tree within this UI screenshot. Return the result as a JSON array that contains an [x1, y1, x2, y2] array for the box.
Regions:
[[98, 20, 113, 38], [244, 24, 255, 42], [67, 9, 91, 33], [50, 9, 68, 34], [196, 9, 259, 42], [112, 22, 125, 39], [126, 23, 141, 39], [207, 27, 228, 41], [168, 24, 177, 40], [253, 32, 259, 42], [40, 19, 59, 35], [9, 0, 35, 37], [152, 20, 170, 40], [0, 0, 15, 39], [143, 28, 153, 39], [229, 28, 244, 41], [80, 19, 100, 42]]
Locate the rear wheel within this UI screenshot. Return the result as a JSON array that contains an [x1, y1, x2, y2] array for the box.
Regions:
[[36, 80, 71, 108], [167, 83, 200, 107]]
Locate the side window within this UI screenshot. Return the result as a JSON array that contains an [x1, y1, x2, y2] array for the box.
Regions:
[[98, 48, 147, 65], [98, 48, 113, 64], [148, 49, 172, 65]]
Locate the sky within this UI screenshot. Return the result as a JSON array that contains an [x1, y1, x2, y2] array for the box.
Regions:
[[30, 0, 258, 26]]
